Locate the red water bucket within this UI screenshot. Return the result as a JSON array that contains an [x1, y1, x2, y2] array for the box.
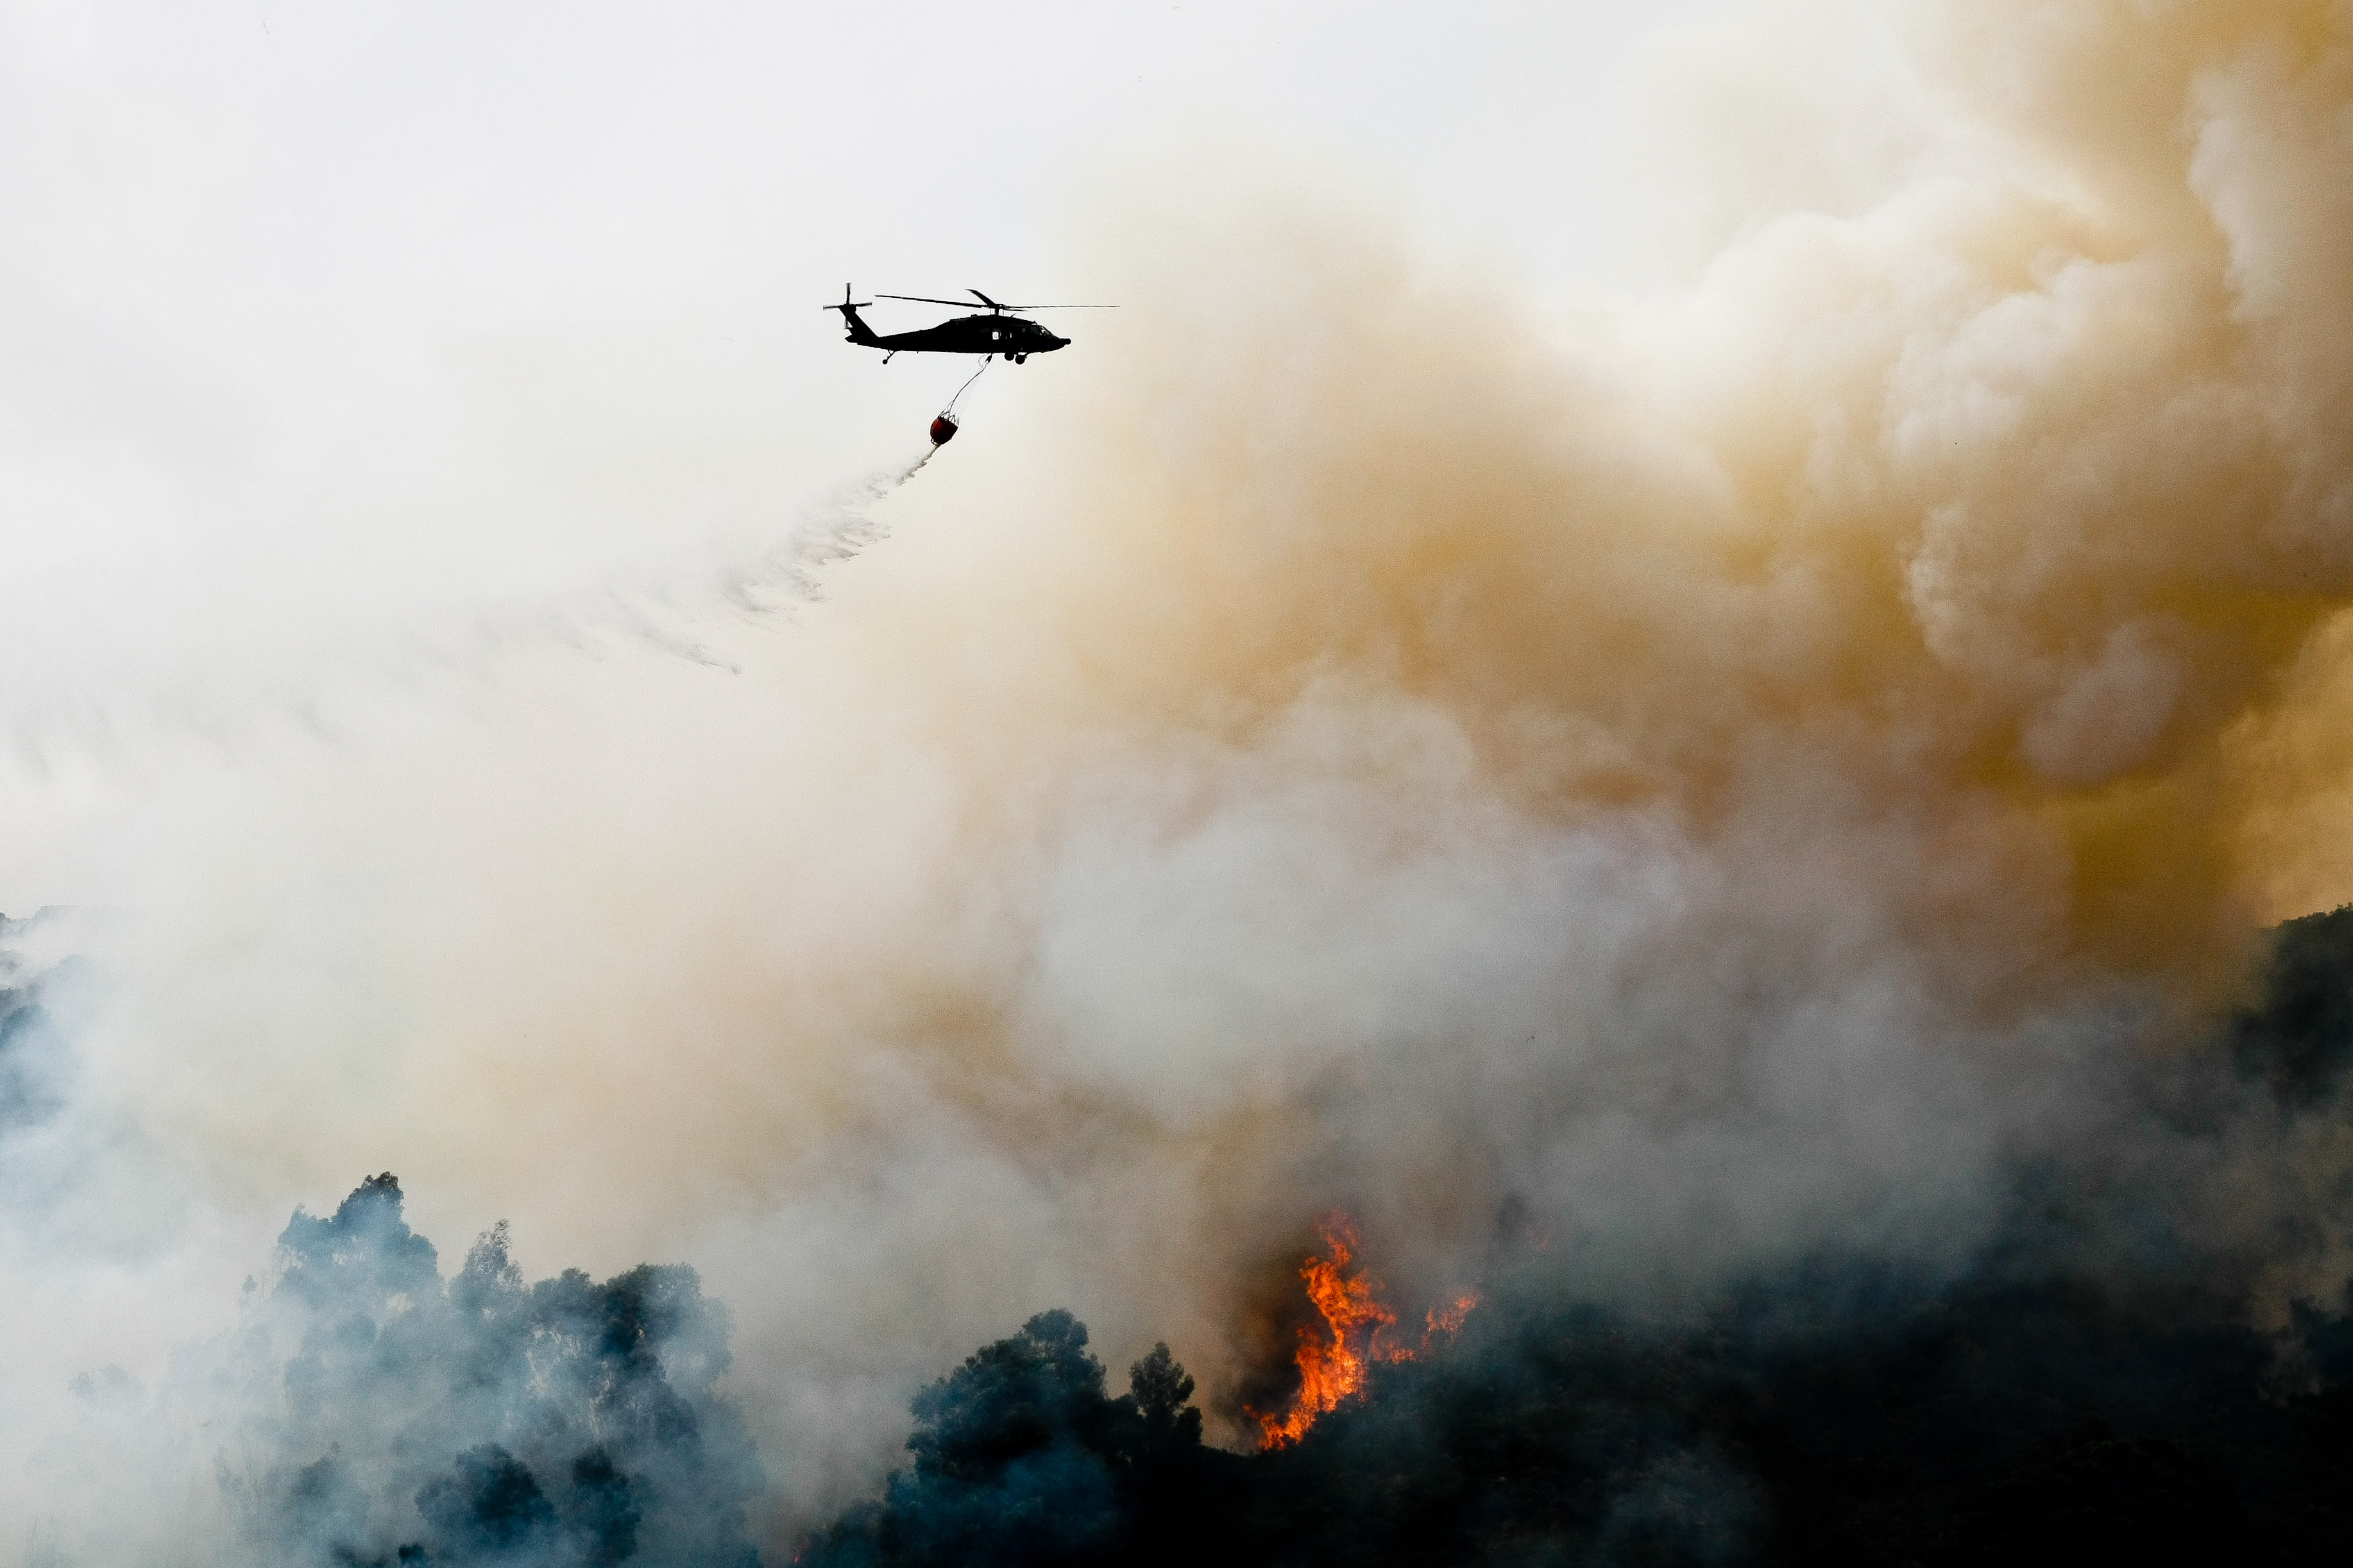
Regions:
[[930, 414, 958, 446]]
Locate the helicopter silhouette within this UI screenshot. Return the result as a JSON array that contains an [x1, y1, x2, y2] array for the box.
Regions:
[[825, 285, 1114, 364]]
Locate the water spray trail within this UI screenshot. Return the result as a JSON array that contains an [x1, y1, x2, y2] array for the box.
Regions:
[[709, 367, 982, 621], [713, 443, 944, 621]]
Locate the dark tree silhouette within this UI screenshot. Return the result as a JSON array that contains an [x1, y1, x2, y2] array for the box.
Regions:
[[799, 1313, 1230, 1568], [237, 1175, 762, 1568]]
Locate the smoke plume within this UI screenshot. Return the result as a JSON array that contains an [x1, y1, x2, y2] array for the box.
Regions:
[[10, 0, 2353, 1560]]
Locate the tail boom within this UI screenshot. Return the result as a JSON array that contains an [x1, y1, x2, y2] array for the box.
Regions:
[[827, 283, 882, 347]]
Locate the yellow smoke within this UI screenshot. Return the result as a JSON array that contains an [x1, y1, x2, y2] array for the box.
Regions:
[[981, 0, 2353, 986]]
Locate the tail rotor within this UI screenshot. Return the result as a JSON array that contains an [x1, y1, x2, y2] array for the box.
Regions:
[[822, 282, 874, 317], [824, 283, 882, 347]]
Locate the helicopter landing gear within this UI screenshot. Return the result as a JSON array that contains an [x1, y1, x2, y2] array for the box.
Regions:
[[1013, 353, 1027, 364]]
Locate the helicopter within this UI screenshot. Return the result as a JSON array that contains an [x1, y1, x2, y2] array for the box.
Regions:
[[824, 285, 1114, 364]]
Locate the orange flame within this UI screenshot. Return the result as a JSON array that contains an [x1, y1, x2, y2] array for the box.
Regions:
[[1248, 1217, 1478, 1450], [1422, 1293, 1479, 1340]]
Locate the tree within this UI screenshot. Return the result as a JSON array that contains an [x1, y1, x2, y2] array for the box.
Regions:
[[800, 1313, 1212, 1568]]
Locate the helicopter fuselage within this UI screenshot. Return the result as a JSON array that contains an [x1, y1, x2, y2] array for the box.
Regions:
[[842, 308, 1067, 360]]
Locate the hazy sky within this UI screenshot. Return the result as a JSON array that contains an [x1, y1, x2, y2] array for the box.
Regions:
[[0, 0, 1753, 909]]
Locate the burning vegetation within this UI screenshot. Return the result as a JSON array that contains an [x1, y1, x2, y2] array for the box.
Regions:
[[33, 902, 2353, 1566], [1250, 1218, 1475, 1449], [168, 909, 2353, 1566], [800, 907, 2353, 1566]]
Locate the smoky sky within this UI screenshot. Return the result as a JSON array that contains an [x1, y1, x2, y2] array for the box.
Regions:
[[8, 1, 2353, 1561]]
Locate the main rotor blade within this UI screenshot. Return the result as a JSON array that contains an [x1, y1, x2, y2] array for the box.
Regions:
[[970, 289, 1004, 310], [874, 292, 1118, 312]]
